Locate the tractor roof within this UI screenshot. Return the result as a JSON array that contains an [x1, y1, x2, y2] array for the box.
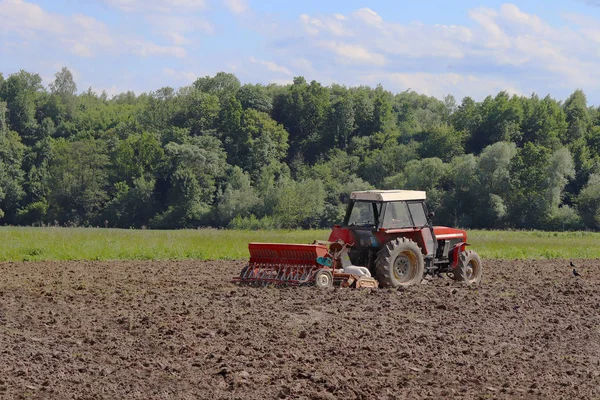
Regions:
[[350, 190, 426, 202]]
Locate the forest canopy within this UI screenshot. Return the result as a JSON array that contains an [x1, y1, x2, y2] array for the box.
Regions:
[[1, 68, 600, 230]]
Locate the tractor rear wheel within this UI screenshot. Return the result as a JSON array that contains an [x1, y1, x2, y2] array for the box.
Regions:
[[375, 238, 424, 288], [453, 250, 482, 285]]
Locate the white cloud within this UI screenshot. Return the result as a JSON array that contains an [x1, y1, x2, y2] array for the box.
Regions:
[[317, 41, 386, 66], [299, 13, 353, 37], [352, 8, 383, 28], [295, 8, 473, 64], [299, 14, 322, 36], [226, 62, 239, 72], [249, 57, 292, 75], [265, 4, 600, 101], [129, 40, 187, 58], [104, 1, 214, 46], [291, 58, 313, 72], [72, 14, 114, 50], [163, 68, 198, 83], [0, 0, 186, 58], [369, 23, 471, 59], [357, 72, 523, 100], [0, 0, 64, 35], [500, 3, 547, 34], [223, 0, 248, 15], [104, 0, 206, 13], [468, 8, 511, 49], [169, 33, 188, 46], [145, 15, 214, 45]]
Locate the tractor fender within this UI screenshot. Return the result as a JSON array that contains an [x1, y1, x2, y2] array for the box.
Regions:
[[449, 242, 470, 269]]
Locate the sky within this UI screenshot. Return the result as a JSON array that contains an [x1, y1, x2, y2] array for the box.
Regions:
[[3, 0, 600, 104]]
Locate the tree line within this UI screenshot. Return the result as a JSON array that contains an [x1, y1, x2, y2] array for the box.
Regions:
[[1, 68, 600, 230]]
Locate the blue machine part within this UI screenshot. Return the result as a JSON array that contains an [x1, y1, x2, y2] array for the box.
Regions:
[[316, 256, 333, 267], [370, 235, 379, 247], [354, 230, 380, 248]]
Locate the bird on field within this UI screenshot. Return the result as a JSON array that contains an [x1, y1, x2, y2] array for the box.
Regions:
[[570, 261, 576, 268], [573, 268, 581, 277]]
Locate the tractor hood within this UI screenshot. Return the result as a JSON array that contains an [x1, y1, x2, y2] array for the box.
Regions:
[[433, 226, 467, 242], [328, 225, 468, 246]]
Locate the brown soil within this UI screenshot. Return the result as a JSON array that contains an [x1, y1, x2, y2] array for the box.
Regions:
[[0, 258, 599, 399]]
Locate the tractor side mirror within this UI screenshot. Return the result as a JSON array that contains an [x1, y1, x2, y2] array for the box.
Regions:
[[428, 211, 435, 220]]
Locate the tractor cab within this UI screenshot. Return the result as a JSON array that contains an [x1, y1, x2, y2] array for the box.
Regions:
[[331, 190, 437, 259], [344, 190, 432, 231]]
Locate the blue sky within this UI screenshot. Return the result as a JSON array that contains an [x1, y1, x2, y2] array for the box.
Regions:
[[2, 0, 600, 104]]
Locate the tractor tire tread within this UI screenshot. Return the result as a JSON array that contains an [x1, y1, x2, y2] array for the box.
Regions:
[[375, 237, 424, 288], [454, 250, 483, 285]]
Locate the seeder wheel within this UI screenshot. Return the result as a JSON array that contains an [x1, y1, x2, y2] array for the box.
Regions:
[[314, 269, 333, 288]]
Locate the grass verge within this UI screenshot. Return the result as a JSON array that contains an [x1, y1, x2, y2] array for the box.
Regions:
[[0, 227, 330, 262], [0, 227, 598, 262]]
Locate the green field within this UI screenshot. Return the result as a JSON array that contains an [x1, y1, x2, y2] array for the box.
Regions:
[[0, 227, 599, 262]]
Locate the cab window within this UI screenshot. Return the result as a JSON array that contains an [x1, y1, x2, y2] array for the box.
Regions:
[[382, 202, 412, 228], [347, 201, 380, 226], [408, 202, 427, 226]]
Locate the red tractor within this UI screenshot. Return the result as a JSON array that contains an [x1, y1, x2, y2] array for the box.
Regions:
[[233, 190, 482, 288]]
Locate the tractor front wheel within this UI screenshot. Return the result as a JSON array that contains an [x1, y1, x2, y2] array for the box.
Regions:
[[375, 238, 424, 288], [453, 250, 483, 285]]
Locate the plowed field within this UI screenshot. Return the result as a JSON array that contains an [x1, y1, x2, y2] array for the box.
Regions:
[[0, 259, 599, 399]]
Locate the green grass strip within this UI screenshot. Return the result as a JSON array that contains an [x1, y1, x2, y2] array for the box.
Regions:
[[0, 227, 598, 262]]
